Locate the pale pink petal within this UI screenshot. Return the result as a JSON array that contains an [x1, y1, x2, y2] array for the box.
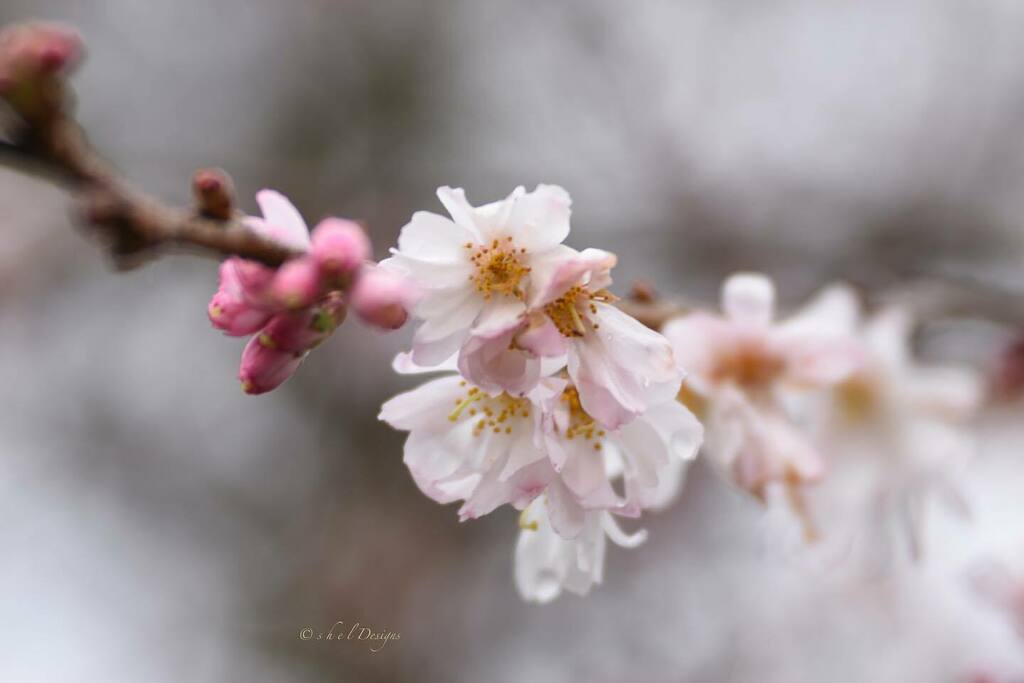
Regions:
[[528, 247, 616, 308], [568, 303, 681, 430], [661, 312, 732, 392], [546, 478, 587, 539], [516, 314, 570, 358], [459, 326, 541, 396]]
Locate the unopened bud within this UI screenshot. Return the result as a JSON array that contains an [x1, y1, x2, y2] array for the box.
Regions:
[[350, 264, 415, 331], [0, 22, 82, 117], [238, 335, 304, 395], [310, 218, 371, 279], [270, 256, 322, 310], [258, 311, 331, 353], [192, 167, 234, 220]]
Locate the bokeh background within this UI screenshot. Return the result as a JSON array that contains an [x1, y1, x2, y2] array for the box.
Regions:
[[4, 1, 1024, 681]]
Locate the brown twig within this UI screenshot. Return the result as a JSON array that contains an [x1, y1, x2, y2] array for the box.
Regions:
[[0, 23, 301, 269]]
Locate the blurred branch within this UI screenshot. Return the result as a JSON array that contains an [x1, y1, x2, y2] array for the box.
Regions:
[[0, 22, 300, 269], [617, 280, 688, 329]]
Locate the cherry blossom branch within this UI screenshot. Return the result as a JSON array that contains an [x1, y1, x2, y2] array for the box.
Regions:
[[0, 22, 301, 269]]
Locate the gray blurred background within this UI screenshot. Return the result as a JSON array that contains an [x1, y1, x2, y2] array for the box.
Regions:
[[4, 1, 1024, 681]]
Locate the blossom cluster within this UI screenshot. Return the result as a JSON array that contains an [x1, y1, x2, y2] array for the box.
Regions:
[[203, 183, 981, 602], [378, 185, 982, 601], [207, 190, 415, 394], [379, 185, 704, 602]]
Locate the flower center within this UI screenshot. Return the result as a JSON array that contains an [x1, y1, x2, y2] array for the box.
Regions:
[[835, 374, 879, 421], [448, 382, 532, 437], [466, 237, 529, 301], [711, 340, 785, 389], [544, 287, 615, 338], [558, 386, 606, 451]]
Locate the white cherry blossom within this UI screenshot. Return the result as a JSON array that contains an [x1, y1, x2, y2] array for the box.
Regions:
[[662, 273, 861, 525], [383, 184, 572, 395], [514, 497, 647, 603]]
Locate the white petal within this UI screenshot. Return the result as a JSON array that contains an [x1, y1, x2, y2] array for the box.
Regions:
[[545, 479, 586, 539], [722, 273, 775, 327], [778, 283, 860, 339], [384, 253, 474, 290], [904, 366, 982, 420], [616, 416, 669, 490], [437, 186, 483, 241], [378, 375, 465, 431], [391, 351, 459, 375], [396, 211, 476, 263], [505, 184, 572, 253], [470, 299, 527, 339], [601, 513, 648, 549], [254, 189, 311, 250], [864, 307, 912, 369]]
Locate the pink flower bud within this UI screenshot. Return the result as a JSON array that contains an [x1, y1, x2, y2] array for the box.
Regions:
[[238, 335, 304, 395], [270, 257, 322, 310], [192, 168, 235, 220], [310, 218, 371, 278], [0, 22, 82, 89], [257, 311, 328, 353], [230, 258, 276, 306], [208, 260, 273, 335], [350, 265, 415, 331], [208, 290, 271, 336]]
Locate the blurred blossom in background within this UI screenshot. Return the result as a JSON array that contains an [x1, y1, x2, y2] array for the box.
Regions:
[[4, 1, 1024, 681]]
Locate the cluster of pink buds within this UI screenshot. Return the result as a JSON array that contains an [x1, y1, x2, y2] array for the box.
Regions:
[[0, 22, 82, 122], [208, 190, 416, 394]]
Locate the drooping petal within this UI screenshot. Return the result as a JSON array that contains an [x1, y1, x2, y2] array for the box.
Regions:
[[569, 303, 682, 430], [545, 478, 587, 539]]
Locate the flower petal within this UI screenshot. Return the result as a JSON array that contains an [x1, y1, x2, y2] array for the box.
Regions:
[[505, 184, 572, 253], [254, 189, 311, 250], [722, 272, 775, 327], [396, 210, 476, 263]]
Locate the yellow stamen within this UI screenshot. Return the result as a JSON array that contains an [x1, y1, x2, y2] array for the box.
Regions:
[[448, 393, 482, 421], [518, 508, 538, 531]]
